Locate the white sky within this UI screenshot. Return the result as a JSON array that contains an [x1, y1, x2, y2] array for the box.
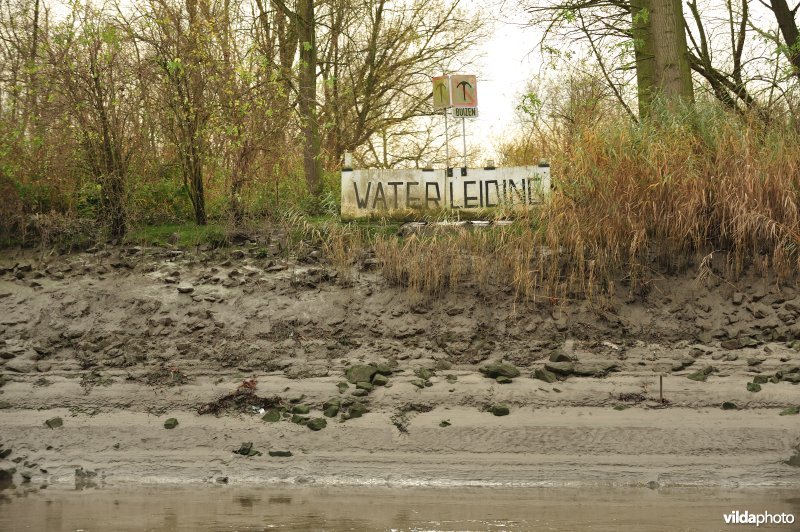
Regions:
[[455, 1, 544, 159]]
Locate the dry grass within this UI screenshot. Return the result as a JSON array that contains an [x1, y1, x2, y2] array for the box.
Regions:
[[364, 108, 800, 302]]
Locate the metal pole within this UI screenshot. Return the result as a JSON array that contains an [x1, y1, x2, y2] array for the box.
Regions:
[[462, 116, 467, 172], [444, 110, 450, 204], [444, 110, 450, 170]]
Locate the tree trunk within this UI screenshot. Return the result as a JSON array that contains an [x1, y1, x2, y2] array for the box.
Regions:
[[631, 0, 656, 116], [297, 0, 323, 198], [770, 0, 800, 79], [649, 0, 694, 105], [630, 0, 693, 115]]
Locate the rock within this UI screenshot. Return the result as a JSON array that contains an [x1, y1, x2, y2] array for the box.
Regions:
[[347, 401, 368, 419], [374, 363, 393, 376], [687, 366, 714, 382], [176, 285, 194, 294], [44, 417, 63, 429], [262, 409, 282, 422], [351, 389, 369, 397], [720, 339, 742, 350], [292, 404, 310, 415], [439, 420, 451, 427], [372, 374, 389, 386], [291, 414, 309, 425], [746, 382, 762, 393], [721, 402, 738, 410], [533, 368, 558, 383], [163, 418, 179, 429], [307, 418, 327, 431], [725, 353, 738, 362], [268, 450, 292, 457], [496, 376, 513, 384], [613, 405, 628, 411], [411, 378, 426, 389], [490, 404, 510, 416], [355, 381, 373, 391], [747, 357, 765, 366], [784, 373, 800, 384], [548, 352, 572, 363], [337, 382, 349, 394], [732, 292, 744, 305], [786, 449, 800, 467], [322, 399, 340, 418], [544, 361, 574, 375], [345, 364, 378, 384], [752, 375, 769, 384], [234, 442, 261, 457], [779, 406, 799, 416], [4, 358, 35, 373], [0, 449, 11, 459], [573, 360, 618, 377], [415, 367, 435, 380], [0, 469, 12, 490], [480, 361, 520, 379]]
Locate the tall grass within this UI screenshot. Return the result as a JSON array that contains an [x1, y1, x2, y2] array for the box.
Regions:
[[371, 106, 800, 302]]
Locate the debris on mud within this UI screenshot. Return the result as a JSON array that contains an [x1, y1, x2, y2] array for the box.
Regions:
[[143, 366, 190, 387], [198, 388, 284, 416]]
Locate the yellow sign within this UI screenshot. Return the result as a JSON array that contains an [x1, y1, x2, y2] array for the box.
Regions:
[[450, 75, 477, 108], [432, 76, 450, 109]]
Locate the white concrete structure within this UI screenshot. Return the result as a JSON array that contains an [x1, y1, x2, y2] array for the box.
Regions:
[[341, 165, 550, 219]]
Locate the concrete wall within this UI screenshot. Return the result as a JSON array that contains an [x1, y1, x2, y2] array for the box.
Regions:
[[341, 166, 550, 219]]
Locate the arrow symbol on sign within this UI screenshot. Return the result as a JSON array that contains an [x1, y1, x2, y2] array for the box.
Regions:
[[436, 83, 446, 101], [457, 80, 472, 99]]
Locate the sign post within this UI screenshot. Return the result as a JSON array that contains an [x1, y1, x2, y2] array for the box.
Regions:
[[449, 75, 478, 176], [432, 75, 452, 180]]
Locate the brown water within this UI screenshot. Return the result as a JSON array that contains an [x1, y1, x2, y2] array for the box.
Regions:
[[1, 485, 798, 531]]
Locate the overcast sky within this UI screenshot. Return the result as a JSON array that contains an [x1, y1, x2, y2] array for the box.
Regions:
[[453, 1, 544, 160]]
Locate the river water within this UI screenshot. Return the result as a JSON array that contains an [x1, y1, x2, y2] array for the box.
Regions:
[[1, 485, 798, 531]]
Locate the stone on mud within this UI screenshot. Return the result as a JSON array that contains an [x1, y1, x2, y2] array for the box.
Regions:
[[292, 404, 310, 414], [44, 417, 63, 429], [268, 450, 292, 457], [746, 382, 762, 393], [533, 368, 558, 383], [721, 402, 738, 410], [496, 376, 513, 384], [479, 361, 520, 379], [307, 418, 327, 431], [356, 381, 373, 391], [347, 401, 368, 419], [544, 361, 574, 375], [163, 418, 179, 429], [345, 364, 378, 384], [262, 409, 282, 422], [752, 375, 769, 384], [323, 404, 340, 418], [779, 406, 799, 416], [573, 360, 618, 377], [372, 374, 389, 386], [687, 366, 714, 382], [548, 352, 572, 363], [490, 404, 510, 416]]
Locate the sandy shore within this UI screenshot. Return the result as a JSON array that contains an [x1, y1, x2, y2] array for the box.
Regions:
[[1, 244, 799, 490]]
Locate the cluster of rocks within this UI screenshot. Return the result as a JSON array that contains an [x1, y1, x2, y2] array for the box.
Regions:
[[532, 352, 619, 383], [344, 362, 393, 396]]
